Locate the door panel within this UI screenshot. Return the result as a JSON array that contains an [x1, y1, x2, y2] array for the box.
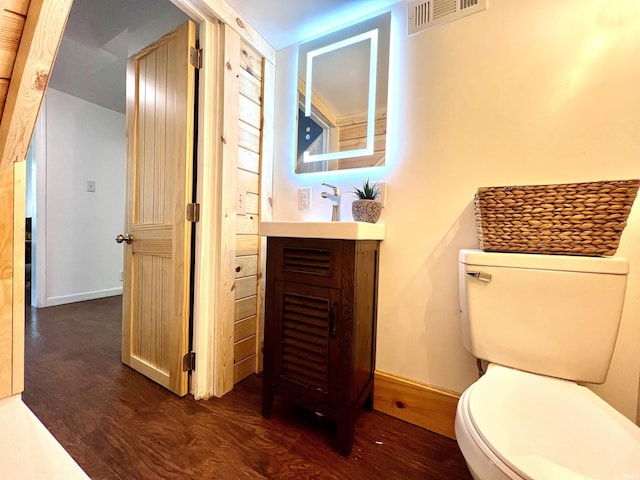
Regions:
[[121, 21, 195, 396]]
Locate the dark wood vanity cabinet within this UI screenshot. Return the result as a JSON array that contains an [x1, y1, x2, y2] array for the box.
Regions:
[[262, 237, 380, 456]]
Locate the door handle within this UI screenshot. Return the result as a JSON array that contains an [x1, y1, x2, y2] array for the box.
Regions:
[[466, 271, 492, 283], [329, 302, 338, 338], [115, 233, 133, 244]]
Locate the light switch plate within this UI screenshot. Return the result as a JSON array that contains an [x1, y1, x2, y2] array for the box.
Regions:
[[86, 180, 96, 193], [237, 190, 247, 215], [373, 181, 386, 207]]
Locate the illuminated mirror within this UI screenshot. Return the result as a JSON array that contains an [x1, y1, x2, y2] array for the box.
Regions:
[[296, 13, 390, 174]]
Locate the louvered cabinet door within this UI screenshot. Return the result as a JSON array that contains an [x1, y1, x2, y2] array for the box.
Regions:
[[272, 281, 341, 404], [271, 238, 343, 288]]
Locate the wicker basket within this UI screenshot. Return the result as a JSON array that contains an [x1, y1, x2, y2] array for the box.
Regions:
[[474, 179, 640, 256]]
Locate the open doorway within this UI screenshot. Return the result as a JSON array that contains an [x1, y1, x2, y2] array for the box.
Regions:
[[27, 0, 190, 310]]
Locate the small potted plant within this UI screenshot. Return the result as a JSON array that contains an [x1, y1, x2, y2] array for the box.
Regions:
[[352, 178, 382, 223]]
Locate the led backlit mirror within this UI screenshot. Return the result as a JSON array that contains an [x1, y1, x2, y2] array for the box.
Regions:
[[296, 13, 390, 174]]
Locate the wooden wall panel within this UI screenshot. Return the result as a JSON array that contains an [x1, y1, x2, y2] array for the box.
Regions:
[[234, 315, 256, 341], [234, 295, 257, 321], [0, 11, 25, 78], [238, 120, 260, 154], [238, 167, 258, 194], [234, 286, 256, 324], [239, 68, 261, 105], [12, 160, 24, 393], [234, 276, 257, 299], [215, 24, 241, 396], [233, 354, 255, 383], [237, 146, 259, 172], [245, 192, 258, 214], [0, 1, 27, 120], [234, 335, 255, 362], [0, 77, 9, 113], [0, 162, 24, 397], [239, 94, 260, 129], [5, 0, 30, 16], [236, 235, 258, 256], [235, 255, 257, 278], [234, 40, 265, 384], [0, 164, 14, 398], [239, 43, 262, 82], [235, 213, 258, 235]]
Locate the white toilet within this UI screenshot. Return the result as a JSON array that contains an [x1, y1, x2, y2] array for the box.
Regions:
[[456, 249, 640, 480]]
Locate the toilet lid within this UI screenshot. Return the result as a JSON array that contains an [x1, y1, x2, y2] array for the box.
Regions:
[[467, 365, 640, 480]]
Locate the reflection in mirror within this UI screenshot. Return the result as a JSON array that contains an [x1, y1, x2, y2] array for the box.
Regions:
[[296, 13, 390, 174]]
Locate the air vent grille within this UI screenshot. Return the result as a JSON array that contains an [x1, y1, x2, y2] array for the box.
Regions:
[[433, 0, 456, 19], [280, 292, 330, 391], [408, 0, 487, 35], [282, 247, 332, 275], [411, 1, 430, 30], [413, 1, 429, 27], [461, 0, 479, 8]]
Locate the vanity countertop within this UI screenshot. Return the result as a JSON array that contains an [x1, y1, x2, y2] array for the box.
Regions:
[[260, 221, 385, 240]]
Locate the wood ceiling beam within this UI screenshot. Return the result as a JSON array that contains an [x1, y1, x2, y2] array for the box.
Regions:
[[0, 0, 72, 169]]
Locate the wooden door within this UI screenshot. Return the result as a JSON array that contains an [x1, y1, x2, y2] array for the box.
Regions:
[[121, 21, 196, 396]]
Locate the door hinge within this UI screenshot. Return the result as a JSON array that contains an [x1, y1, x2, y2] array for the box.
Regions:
[[183, 352, 196, 371], [186, 203, 200, 222], [190, 47, 202, 69]]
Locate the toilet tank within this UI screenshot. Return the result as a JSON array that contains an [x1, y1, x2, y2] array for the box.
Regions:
[[458, 249, 629, 384]]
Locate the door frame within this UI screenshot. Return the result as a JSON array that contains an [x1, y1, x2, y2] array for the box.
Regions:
[[173, 0, 276, 398], [30, 3, 222, 399], [22, 0, 276, 400], [174, 1, 230, 399]]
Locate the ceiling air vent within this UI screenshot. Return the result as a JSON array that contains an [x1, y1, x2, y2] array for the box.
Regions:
[[408, 0, 487, 35]]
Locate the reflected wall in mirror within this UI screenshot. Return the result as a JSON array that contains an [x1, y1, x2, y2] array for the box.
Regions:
[[296, 12, 391, 174]]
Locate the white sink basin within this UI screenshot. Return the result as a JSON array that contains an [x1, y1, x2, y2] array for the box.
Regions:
[[260, 221, 385, 240]]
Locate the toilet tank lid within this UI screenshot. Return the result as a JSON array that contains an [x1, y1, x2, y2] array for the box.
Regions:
[[459, 249, 628, 275]]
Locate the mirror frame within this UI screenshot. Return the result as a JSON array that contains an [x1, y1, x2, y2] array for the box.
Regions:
[[295, 12, 391, 174], [302, 29, 378, 163]]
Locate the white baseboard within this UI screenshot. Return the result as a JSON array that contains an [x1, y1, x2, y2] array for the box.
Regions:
[[44, 287, 122, 307]]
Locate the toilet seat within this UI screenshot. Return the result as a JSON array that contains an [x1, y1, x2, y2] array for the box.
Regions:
[[461, 364, 640, 480]]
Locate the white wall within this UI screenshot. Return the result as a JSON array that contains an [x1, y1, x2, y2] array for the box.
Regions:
[[43, 88, 126, 305], [25, 142, 36, 218], [272, 0, 640, 421]]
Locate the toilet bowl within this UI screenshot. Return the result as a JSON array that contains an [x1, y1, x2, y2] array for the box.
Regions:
[[455, 364, 640, 480]]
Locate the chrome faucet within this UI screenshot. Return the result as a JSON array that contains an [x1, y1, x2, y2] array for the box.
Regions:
[[321, 182, 341, 221]]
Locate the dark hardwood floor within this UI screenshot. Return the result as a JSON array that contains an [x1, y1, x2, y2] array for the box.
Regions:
[[23, 296, 472, 480]]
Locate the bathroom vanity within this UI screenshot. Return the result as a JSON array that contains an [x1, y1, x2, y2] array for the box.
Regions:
[[260, 222, 384, 456]]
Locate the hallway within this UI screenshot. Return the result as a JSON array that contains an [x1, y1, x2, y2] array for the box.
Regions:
[[23, 296, 471, 479]]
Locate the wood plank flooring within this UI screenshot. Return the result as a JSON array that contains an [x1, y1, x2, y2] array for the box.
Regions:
[[23, 296, 472, 479]]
